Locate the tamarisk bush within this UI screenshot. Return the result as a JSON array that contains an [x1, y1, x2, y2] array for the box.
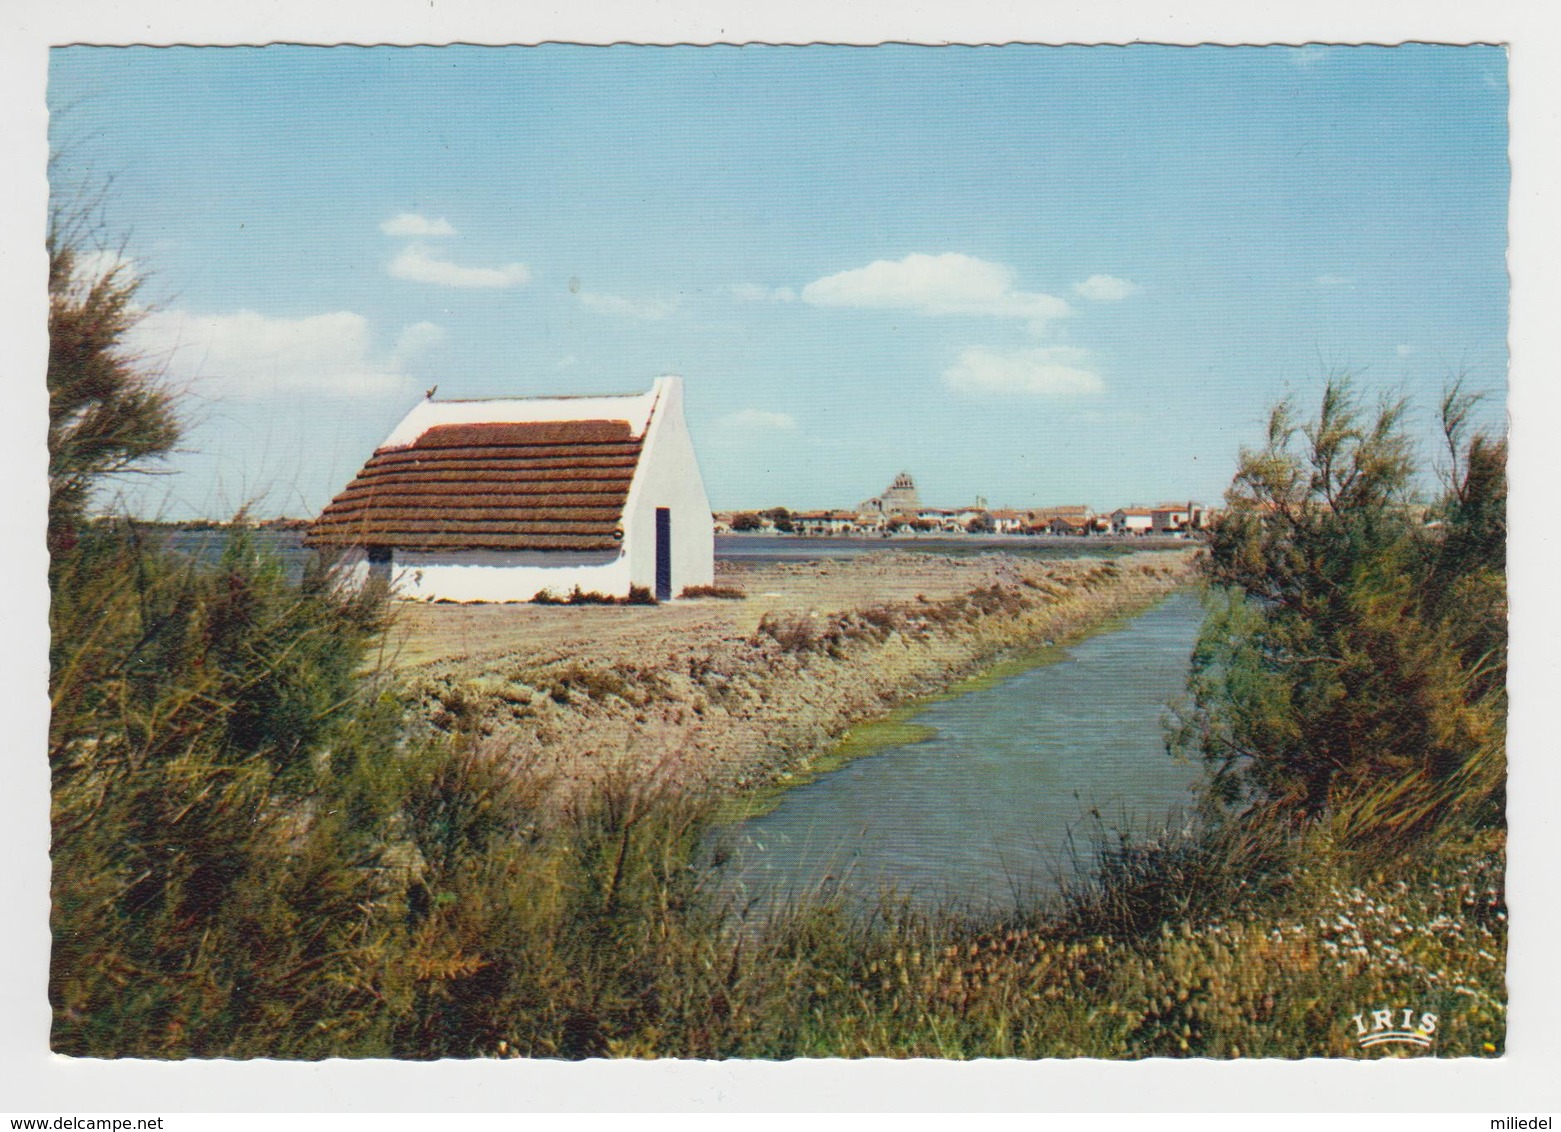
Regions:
[[1176, 379, 1506, 844]]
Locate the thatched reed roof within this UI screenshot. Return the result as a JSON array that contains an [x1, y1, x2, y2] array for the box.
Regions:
[[308, 419, 642, 552]]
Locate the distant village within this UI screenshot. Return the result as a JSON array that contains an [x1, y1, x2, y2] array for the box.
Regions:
[[157, 473, 1216, 543], [714, 472, 1214, 539]]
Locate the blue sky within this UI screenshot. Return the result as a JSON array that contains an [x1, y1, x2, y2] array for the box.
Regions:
[[48, 44, 1509, 518]]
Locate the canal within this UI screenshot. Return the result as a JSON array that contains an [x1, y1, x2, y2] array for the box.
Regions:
[[718, 589, 1207, 913]]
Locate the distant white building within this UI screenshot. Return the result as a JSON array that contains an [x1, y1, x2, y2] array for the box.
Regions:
[[792, 509, 859, 534], [987, 509, 1031, 534], [1111, 507, 1155, 536], [308, 376, 713, 602], [1151, 502, 1200, 534], [859, 472, 923, 517]]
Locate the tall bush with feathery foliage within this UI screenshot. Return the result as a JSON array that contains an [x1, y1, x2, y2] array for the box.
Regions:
[[1176, 379, 1506, 844], [47, 229, 180, 556], [46, 218, 407, 1055]]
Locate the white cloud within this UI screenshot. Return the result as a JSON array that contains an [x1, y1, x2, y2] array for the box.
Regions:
[[729, 283, 797, 303], [1290, 46, 1329, 69], [381, 213, 458, 238], [801, 253, 1070, 333], [1315, 273, 1354, 287], [576, 290, 677, 320], [1396, 344, 1415, 358], [557, 354, 579, 369], [389, 245, 531, 288], [128, 308, 430, 400], [393, 320, 447, 357], [1073, 274, 1141, 302], [721, 408, 797, 431], [942, 346, 1103, 398]]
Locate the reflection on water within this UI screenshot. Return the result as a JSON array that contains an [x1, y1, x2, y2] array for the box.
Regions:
[[719, 591, 1207, 913]]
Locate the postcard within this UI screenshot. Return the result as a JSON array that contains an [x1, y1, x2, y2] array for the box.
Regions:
[[6, 10, 1549, 1117]]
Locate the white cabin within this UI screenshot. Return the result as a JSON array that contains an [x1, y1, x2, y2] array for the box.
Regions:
[[309, 376, 714, 603]]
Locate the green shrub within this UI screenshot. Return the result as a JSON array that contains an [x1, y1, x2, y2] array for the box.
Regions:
[[1178, 379, 1506, 845], [48, 522, 405, 1057], [47, 235, 180, 556]]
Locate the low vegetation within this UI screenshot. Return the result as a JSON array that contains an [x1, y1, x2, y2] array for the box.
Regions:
[[679, 584, 747, 600], [49, 724, 1505, 1058], [47, 207, 1502, 1058], [750, 573, 1126, 658], [531, 584, 657, 606]]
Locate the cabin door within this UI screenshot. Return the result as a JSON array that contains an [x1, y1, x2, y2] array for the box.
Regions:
[[367, 546, 392, 583], [655, 508, 672, 601]]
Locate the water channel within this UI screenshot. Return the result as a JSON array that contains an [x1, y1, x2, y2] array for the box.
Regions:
[[718, 589, 1208, 913]]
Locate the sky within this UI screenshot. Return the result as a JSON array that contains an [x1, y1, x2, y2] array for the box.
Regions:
[[47, 44, 1509, 519]]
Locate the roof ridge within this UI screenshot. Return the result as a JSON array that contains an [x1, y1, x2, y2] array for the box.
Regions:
[[429, 390, 647, 404]]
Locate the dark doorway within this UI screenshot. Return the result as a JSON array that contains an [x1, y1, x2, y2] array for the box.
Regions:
[[367, 545, 392, 583], [654, 508, 672, 601]]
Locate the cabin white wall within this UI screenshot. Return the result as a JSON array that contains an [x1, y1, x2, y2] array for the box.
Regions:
[[328, 546, 374, 590], [389, 549, 629, 602], [620, 377, 715, 596]]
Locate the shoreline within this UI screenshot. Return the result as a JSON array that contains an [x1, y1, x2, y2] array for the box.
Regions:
[[393, 548, 1200, 804]]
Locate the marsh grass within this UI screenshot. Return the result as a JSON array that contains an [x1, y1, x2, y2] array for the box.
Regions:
[[51, 647, 1506, 1059]]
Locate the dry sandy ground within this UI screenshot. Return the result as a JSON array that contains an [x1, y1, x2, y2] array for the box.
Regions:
[[383, 554, 1047, 670], [385, 550, 1198, 799]]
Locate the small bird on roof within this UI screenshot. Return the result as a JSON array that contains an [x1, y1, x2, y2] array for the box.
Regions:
[[424, 384, 438, 400]]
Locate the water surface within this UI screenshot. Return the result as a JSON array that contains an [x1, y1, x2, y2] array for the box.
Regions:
[[720, 590, 1207, 912]]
